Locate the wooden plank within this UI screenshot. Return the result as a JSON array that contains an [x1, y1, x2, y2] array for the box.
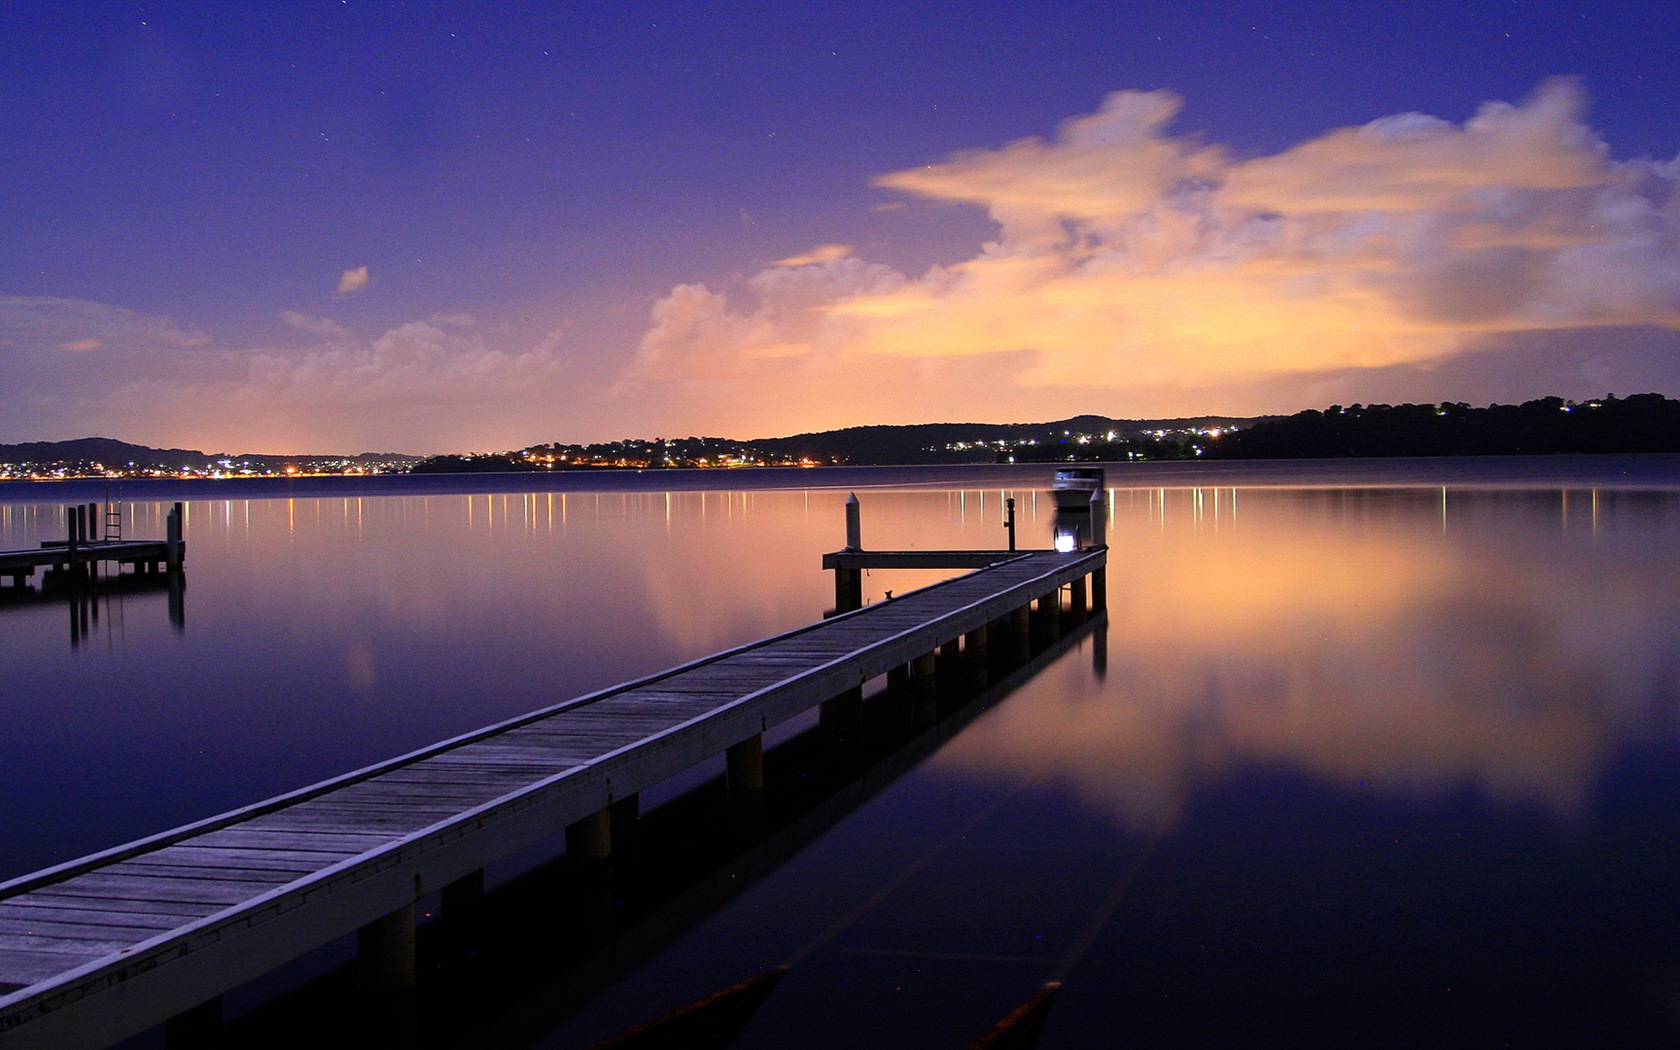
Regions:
[[500, 726, 657, 749], [33, 873, 280, 906], [0, 947, 111, 986], [0, 917, 169, 945], [262, 799, 463, 820], [100, 860, 309, 885], [186, 827, 396, 852], [2, 895, 221, 920], [0, 932, 137, 957], [321, 781, 508, 807], [125, 846, 350, 871], [361, 767, 540, 789], [236, 812, 433, 836]]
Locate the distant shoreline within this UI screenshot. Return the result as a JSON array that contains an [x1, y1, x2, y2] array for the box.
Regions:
[[3, 453, 1678, 506]]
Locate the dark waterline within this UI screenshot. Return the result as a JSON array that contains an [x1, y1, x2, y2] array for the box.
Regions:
[[4, 451, 1679, 508]]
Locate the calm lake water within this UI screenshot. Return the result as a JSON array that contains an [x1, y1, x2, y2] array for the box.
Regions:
[[3, 457, 1680, 1047]]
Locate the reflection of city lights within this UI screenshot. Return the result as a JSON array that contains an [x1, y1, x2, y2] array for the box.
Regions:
[[1054, 531, 1077, 553]]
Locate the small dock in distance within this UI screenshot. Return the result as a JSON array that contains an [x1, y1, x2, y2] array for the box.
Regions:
[[0, 497, 1105, 1049], [0, 503, 184, 591]]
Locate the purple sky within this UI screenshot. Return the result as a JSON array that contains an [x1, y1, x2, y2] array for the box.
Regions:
[[3, 1, 1678, 453]]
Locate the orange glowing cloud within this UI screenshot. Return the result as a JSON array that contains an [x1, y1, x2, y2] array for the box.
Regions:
[[774, 243, 856, 267], [335, 265, 371, 296], [620, 78, 1680, 433]]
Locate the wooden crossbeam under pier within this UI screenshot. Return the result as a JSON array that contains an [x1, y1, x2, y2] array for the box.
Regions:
[[0, 545, 1104, 1050]]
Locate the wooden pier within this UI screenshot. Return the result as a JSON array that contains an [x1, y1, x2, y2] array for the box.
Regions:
[[0, 503, 184, 590], [0, 517, 1104, 1049]]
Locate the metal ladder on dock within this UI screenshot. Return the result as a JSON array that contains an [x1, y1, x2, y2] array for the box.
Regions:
[[103, 504, 121, 541]]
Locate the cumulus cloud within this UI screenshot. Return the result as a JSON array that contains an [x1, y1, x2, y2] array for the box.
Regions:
[[621, 78, 1680, 431], [773, 243, 855, 267], [0, 296, 209, 356], [246, 315, 560, 407], [336, 265, 371, 296], [0, 295, 567, 451]]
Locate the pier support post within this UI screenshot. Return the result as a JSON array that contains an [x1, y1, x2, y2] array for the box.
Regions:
[[964, 623, 990, 688], [357, 904, 417, 992], [1040, 590, 1062, 640], [606, 793, 639, 861], [1091, 565, 1107, 612], [832, 493, 865, 614], [440, 870, 485, 960], [821, 686, 864, 744], [935, 639, 962, 704], [727, 735, 765, 840], [727, 734, 764, 795], [911, 651, 939, 727], [166, 502, 184, 573], [562, 807, 619, 947], [888, 662, 911, 692], [1009, 604, 1032, 662], [834, 567, 862, 614], [937, 639, 961, 672], [567, 808, 613, 866], [911, 651, 937, 692], [64, 506, 79, 584], [1069, 575, 1088, 619]]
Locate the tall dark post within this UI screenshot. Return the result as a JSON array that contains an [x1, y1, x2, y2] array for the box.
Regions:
[[65, 505, 80, 584], [1089, 487, 1108, 610], [1005, 497, 1016, 551], [166, 502, 184, 573], [834, 493, 863, 613]]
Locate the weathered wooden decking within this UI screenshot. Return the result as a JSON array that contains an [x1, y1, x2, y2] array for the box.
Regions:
[[0, 546, 1104, 1049]]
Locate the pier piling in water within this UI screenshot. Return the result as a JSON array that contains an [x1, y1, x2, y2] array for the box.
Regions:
[[357, 905, 418, 993]]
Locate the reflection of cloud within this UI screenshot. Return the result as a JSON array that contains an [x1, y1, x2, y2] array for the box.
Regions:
[[336, 265, 371, 296], [942, 490, 1680, 831], [621, 78, 1680, 434]]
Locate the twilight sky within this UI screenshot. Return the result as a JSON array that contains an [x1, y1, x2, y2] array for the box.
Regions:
[[3, 1, 1679, 454]]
